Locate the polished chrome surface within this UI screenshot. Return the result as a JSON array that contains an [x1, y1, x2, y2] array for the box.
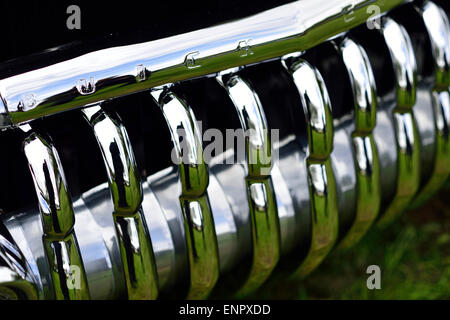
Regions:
[[208, 159, 251, 272], [271, 163, 297, 256], [205, 172, 239, 274], [283, 59, 339, 278], [0, 266, 37, 300], [383, 18, 418, 109], [216, 73, 280, 297], [0, 231, 38, 300], [422, 1, 450, 90], [3, 191, 124, 300], [372, 111, 398, 216], [22, 131, 90, 299], [82, 106, 158, 300], [377, 17, 421, 228], [0, 0, 406, 129], [336, 38, 381, 249], [2, 179, 178, 299], [275, 136, 311, 254], [150, 89, 219, 299], [410, 1, 450, 208], [0, 0, 448, 301], [329, 124, 357, 247], [146, 168, 188, 293]]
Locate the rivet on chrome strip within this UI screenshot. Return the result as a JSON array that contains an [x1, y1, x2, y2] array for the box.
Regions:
[[136, 64, 148, 82], [17, 94, 36, 112], [185, 51, 201, 69], [237, 39, 254, 57], [77, 77, 96, 95]]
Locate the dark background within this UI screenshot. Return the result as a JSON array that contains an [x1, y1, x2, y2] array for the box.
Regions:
[[0, 0, 291, 69]]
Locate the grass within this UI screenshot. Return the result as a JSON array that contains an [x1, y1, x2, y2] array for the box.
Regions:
[[248, 186, 450, 300]]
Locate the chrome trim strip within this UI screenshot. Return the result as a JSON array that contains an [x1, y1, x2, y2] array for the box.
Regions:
[[0, 0, 406, 129], [410, 1, 450, 207], [216, 73, 280, 297], [82, 106, 159, 300], [336, 38, 381, 249], [22, 131, 90, 299], [377, 17, 421, 228], [283, 59, 339, 278], [150, 89, 219, 299]]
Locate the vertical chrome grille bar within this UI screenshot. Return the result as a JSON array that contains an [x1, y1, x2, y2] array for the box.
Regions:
[[22, 130, 90, 299], [377, 17, 421, 228], [82, 106, 159, 300], [216, 73, 281, 297], [283, 59, 339, 278], [410, 1, 450, 207], [151, 89, 219, 299], [335, 38, 381, 249]]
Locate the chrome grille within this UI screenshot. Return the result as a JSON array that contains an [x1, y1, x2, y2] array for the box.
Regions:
[[0, 0, 449, 300]]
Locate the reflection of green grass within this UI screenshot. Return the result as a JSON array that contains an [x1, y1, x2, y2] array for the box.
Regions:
[[249, 187, 450, 300]]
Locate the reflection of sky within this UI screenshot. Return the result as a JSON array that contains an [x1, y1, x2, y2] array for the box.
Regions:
[[439, 91, 450, 132], [228, 79, 266, 149], [293, 64, 327, 133], [271, 163, 296, 253], [331, 130, 355, 195], [383, 19, 415, 94], [0, 0, 352, 111], [163, 98, 200, 166], [342, 39, 373, 112], [94, 118, 131, 185], [24, 138, 58, 215], [395, 113, 415, 152], [423, 3, 450, 72]]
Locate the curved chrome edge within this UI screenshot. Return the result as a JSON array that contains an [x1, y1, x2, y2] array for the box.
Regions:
[[2, 193, 122, 300], [410, 1, 450, 208], [0, 97, 12, 128], [0, 232, 38, 300], [208, 156, 253, 273], [150, 89, 219, 300], [411, 89, 450, 207], [146, 169, 189, 293], [206, 173, 240, 274], [336, 38, 381, 249], [422, 1, 450, 89], [82, 106, 159, 300], [0, 266, 37, 300], [271, 163, 297, 256], [377, 17, 421, 228], [382, 17, 418, 109], [0, 0, 407, 129], [283, 58, 339, 278], [216, 73, 280, 297], [22, 130, 90, 299], [139, 180, 178, 292]]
